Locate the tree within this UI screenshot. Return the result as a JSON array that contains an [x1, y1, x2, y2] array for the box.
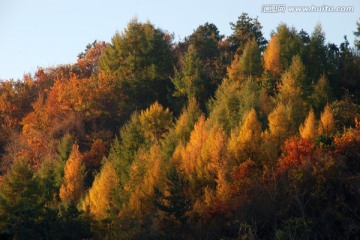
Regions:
[[173, 116, 227, 198], [106, 112, 145, 187], [82, 162, 119, 220], [305, 24, 328, 81], [75, 41, 107, 78], [171, 45, 209, 110], [208, 78, 260, 134], [355, 19, 360, 51], [319, 104, 335, 136], [276, 24, 303, 71], [277, 55, 307, 128], [331, 97, 360, 130], [312, 74, 332, 113], [228, 108, 262, 164], [99, 18, 175, 110], [83, 139, 107, 188], [268, 103, 294, 149], [59, 144, 85, 205], [299, 109, 317, 140], [0, 158, 41, 239], [229, 13, 267, 54], [153, 166, 192, 226], [188, 22, 223, 64], [139, 101, 173, 142], [162, 98, 202, 159], [126, 144, 168, 216], [227, 38, 262, 82], [263, 34, 282, 76]]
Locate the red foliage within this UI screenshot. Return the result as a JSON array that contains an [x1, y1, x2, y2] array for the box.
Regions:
[[278, 137, 315, 169]]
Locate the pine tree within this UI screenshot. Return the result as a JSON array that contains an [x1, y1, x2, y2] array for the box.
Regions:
[[227, 38, 262, 82], [0, 158, 41, 238], [229, 13, 267, 54], [171, 45, 210, 110], [153, 167, 192, 237], [276, 24, 303, 70]]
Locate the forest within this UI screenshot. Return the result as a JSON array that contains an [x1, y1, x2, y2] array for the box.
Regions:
[[0, 13, 360, 239]]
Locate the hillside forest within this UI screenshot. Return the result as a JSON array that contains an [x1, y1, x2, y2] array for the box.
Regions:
[[1, 13, 360, 239]]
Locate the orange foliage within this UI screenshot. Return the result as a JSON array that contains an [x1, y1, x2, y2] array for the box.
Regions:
[[278, 137, 315, 169], [263, 34, 282, 76], [59, 144, 85, 205]]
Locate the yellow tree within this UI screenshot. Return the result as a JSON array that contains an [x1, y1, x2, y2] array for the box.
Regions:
[[263, 34, 282, 76], [277, 59, 306, 128], [228, 108, 262, 164], [127, 144, 167, 216], [59, 144, 85, 205], [139, 101, 173, 142], [173, 116, 228, 198], [82, 162, 119, 220], [268, 103, 294, 149], [299, 109, 317, 140], [319, 104, 335, 136]]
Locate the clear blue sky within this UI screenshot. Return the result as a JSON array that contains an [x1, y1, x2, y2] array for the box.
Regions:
[[1, 0, 359, 80]]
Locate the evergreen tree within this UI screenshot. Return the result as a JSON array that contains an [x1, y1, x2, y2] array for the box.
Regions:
[[306, 24, 328, 81], [229, 13, 267, 54], [276, 24, 304, 71], [0, 158, 42, 239], [153, 166, 192, 225], [99, 18, 175, 112], [227, 38, 262, 82], [172, 45, 211, 111]]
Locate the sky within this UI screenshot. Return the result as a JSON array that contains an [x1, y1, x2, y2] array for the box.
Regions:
[[0, 0, 359, 80]]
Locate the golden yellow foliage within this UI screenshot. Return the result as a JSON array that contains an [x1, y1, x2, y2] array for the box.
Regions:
[[82, 162, 119, 219], [320, 104, 335, 136], [139, 101, 173, 141], [127, 144, 166, 215], [268, 103, 293, 148], [299, 109, 317, 139], [174, 115, 227, 192], [59, 144, 85, 205], [263, 34, 282, 76], [228, 108, 262, 163]]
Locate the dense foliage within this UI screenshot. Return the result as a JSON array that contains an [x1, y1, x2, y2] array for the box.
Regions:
[[1, 15, 360, 239]]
